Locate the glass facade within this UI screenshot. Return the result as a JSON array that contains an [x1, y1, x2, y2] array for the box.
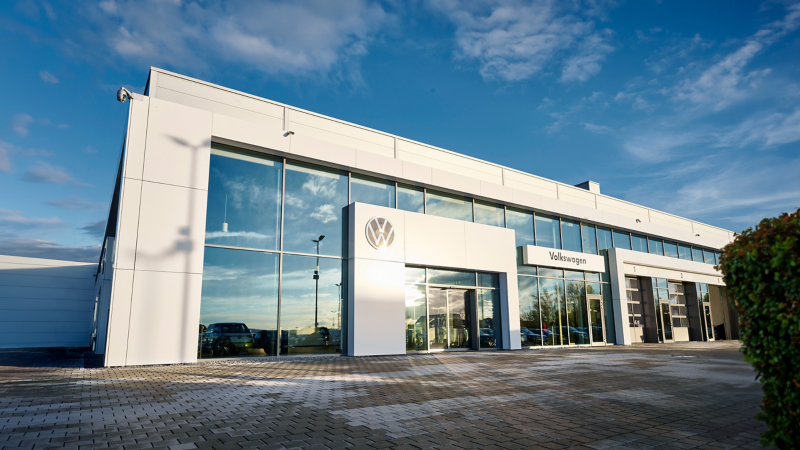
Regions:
[[678, 244, 692, 260], [631, 234, 647, 253], [397, 183, 424, 213], [664, 241, 679, 258], [535, 214, 562, 249], [351, 174, 395, 208], [561, 219, 582, 252], [581, 223, 597, 255], [648, 238, 664, 256], [613, 231, 632, 250], [474, 201, 505, 227], [426, 190, 473, 221]]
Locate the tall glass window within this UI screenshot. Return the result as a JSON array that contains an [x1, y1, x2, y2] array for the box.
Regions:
[[506, 208, 536, 275], [350, 174, 395, 208], [283, 162, 348, 257], [478, 289, 502, 349], [205, 147, 282, 250], [427, 268, 475, 286], [692, 247, 704, 263], [279, 254, 343, 355], [397, 184, 424, 213], [518, 276, 541, 347], [664, 241, 679, 258], [539, 277, 567, 346], [561, 219, 582, 252], [613, 231, 631, 250], [597, 227, 613, 252], [703, 249, 716, 265], [405, 284, 427, 351], [474, 201, 505, 227], [566, 280, 589, 345], [535, 214, 562, 249], [648, 238, 664, 256], [199, 247, 280, 358], [631, 234, 647, 252], [581, 223, 597, 255], [715, 251, 722, 264], [425, 190, 473, 222], [678, 244, 692, 260]]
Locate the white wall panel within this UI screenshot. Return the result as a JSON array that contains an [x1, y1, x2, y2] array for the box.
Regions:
[[350, 258, 406, 356], [596, 196, 650, 222], [480, 181, 513, 203], [649, 210, 694, 234], [105, 268, 134, 367], [404, 213, 466, 269], [397, 140, 503, 184], [355, 150, 403, 179], [504, 170, 559, 198], [0, 274, 93, 290], [511, 189, 543, 210], [123, 97, 149, 180], [290, 133, 357, 168], [134, 181, 208, 274], [289, 110, 395, 152], [0, 286, 92, 301], [464, 222, 515, 272], [557, 185, 597, 208], [158, 73, 285, 119], [114, 178, 142, 271], [142, 98, 212, 190], [125, 270, 203, 366], [430, 168, 481, 196], [401, 161, 432, 185], [211, 113, 289, 153]]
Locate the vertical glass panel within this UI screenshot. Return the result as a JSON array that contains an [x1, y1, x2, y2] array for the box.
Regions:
[[661, 303, 673, 340], [448, 290, 472, 349], [199, 247, 279, 358], [603, 285, 616, 344], [678, 244, 692, 260], [283, 162, 348, 256], [692, 247, 704, 262], [474, 201, 505, 227], [205, 148, 282, 250], [585, 272, 601, 282], [538, 267, 563, 278], [581, 223, 598, 255], [350, 175, 395, 208], [540, 277, 567, 346], [397, 184, 424, 213], [518, 276, 542, 347], [561, 219, 582, 252], [405, 285, 427, 351], [535, 214, 562, 249], [586, 282, 601, 295], [566, 281, 589, 345], [427, 269, 476, 286], [425, 190, 473, 222], [564, 269, 584, 280], [701, 283, 708, 292], [279, 255, 343, 355], [597, 227, 613, 251], [428, 289, 447, 350], [506, 208, 536, 275], [657, 278, 668, 288], [648, 239, 664, 256], [478, 273, 499, 288], [703, 249, 716, 265], [405, 266, 426, 284], [613, 231, 631, 250], [478, 289, 502, 348], [715, 251, 722, 264], [631, 234, 648, 252], [664, 242, 679, 258]]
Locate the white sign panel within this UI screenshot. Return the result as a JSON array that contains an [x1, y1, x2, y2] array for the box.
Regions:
[[522, 245, 606, 272]]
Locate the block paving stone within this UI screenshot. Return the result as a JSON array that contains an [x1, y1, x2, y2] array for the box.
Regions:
[[0, 342, 770, 449]]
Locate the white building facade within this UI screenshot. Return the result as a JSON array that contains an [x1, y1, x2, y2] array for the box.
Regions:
[[94, 68, 738, 366]]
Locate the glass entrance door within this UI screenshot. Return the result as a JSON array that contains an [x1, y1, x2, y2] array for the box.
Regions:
[[587, 295, 605, 346], [427, 288, 473, 350], [702, 304, 715, 341], [660, 303, 673, 341]]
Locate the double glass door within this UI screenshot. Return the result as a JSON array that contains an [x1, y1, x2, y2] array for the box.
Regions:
[[587, 295, 605, 346], [428, 289, 474, 350], [701, 303, 715, 341]]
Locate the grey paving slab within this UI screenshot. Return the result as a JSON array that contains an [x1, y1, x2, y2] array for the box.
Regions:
[[0, 342, 771, 449]]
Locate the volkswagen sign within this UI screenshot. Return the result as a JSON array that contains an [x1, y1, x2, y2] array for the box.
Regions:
[[365, 216, 394, 249]]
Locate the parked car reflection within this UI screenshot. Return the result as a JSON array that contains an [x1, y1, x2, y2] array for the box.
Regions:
[[200, 322, 254, 357]]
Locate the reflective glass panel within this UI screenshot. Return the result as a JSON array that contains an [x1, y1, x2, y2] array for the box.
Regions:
[[205, 148, 282, 250], [538, 267, 563, 278], [474, 201, 505, 227], [405, 285, 427, 351], [279, 255, 343, 355], [427, 269, 475, 286], [715, 251, 722, 264], [603, 285, 616, 344], [397, 184, 424, 213], [649, 238, 664, 256], [692, 247, 704, 262], [425, 190, 473, 222], [199, 247, 279, 358], [703, 249, 716, 265], [679, 244, 692, 260], [478, 289, 502, 349], [587, 282, 601, 295], [539, 277, 567, 346], [566, 280, 589, 345], [657, 278, 668, 288], [585, 272, 601, 282], [478, 273, 499, 288], [597, 227, 613, 251], [518, 276, 542, 347], [613, 231, 631, 250], [351, 175, 395, 208], [664, 241, 679, 258], [561, 219, 582, 252], [428, 289, 448, 350], [535, 214, 562, 249], [283, 162, 348, 256], [405, 266, 426, 284], [564, 269, 584, 280], [631, 234, 647, 252], [506, 208, 536, 275], [581, 223, 597, 255]]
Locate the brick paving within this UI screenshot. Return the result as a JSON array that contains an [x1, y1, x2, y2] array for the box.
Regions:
[[0, 342, 769, 450]]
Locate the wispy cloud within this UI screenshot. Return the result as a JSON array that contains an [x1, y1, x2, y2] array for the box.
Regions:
[[581, 122, 613, 133], [0, 236, 100, 262], [430, 0, 615, 83], [12, 113, 33, 136], [22, 161, 75, 185], [46, 196, 106, 210], [0, 142, 12, 173], [0, 208, 62, 230], [39, 70, 59, 84], [80, 219, 107, 238], [716, 108, 800, 148]]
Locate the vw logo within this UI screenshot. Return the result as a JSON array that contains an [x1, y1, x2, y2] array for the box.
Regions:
[[365, 216, 394, 249]]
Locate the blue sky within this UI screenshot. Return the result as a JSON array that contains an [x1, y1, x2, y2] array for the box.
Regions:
[[1, 0, 799, 262]]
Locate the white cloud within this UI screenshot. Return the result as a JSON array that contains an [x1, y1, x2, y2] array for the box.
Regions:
[[39, 70, 59, 84], [0, 236, 100, 262], [622, 131, 703, 162], [12, 113, 33, 136], [0, 208, 62, 229], [46, 196, 105, 210], [581, 122, 612, 133], [310, 204, 337, 224], [22, 161, 74, 184], [717, 108, 800, 148], [430, 0, 613, 82], [0, 141, 12, 173]]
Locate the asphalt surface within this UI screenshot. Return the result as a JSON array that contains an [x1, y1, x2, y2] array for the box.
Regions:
[[0, 342, 770, 450]]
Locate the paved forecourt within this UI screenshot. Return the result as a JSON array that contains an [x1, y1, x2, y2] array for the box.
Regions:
[[0, 342, 769, 450]]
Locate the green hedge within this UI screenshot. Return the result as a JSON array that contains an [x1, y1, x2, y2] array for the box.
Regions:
[[719, 209, 799, 449]]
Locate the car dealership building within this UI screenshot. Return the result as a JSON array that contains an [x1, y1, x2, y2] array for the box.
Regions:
[[89, 67, 739, 366]]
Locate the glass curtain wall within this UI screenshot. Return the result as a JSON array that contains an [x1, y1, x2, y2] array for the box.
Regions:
[[535, 214, 562, 249]]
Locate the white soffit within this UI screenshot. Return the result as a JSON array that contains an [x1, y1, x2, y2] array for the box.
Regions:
[[522, 245, 606, 272]]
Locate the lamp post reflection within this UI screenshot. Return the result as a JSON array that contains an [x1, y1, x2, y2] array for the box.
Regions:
[[312, 235, 325, 327]]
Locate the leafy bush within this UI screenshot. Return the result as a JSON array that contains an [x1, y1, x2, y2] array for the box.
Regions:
[[718, 209, 799, 449]]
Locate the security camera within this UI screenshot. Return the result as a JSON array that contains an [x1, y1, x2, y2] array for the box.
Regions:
[[117, 87, 134, 103]]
